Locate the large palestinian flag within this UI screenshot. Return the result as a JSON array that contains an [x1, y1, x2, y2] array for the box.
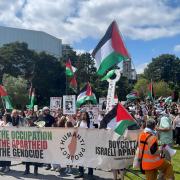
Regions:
[[0, 85, 13, 110], [92, 20, 130, 75], [76, 82, 97, 108], [100, 103, 138, 136]]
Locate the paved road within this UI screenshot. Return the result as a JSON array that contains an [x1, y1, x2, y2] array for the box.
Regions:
[[0, 162, 114, 180]]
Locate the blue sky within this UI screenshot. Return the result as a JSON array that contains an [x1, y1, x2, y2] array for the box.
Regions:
[[0, 0, 180, 73]]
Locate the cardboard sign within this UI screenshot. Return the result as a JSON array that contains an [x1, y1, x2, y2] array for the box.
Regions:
[[50, 97, 62, 111], [63, 95, 76, 115]]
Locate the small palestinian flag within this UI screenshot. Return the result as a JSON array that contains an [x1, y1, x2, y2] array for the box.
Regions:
[[66, 59, 76, 77], [126, 91, 139, 101], [70, 75, 77, 93], [92, 20, 130, 75], [0, 85, 13, 110], [76, 82, 97, 108], [100, 103, 138, 136], [147, 81, 154, 100]]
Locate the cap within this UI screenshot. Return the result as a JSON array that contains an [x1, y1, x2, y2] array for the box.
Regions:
[[42, 106, 50, 111]]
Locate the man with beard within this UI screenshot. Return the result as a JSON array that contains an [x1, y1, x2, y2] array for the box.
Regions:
[[37, 107, 55, 170]]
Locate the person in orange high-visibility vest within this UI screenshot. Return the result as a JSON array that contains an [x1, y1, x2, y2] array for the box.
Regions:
[[137, 119, 174, 180]]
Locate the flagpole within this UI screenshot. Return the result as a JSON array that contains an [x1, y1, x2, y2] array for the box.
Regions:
[[66, 73, 68, 95], [1, 96, 6, 111]]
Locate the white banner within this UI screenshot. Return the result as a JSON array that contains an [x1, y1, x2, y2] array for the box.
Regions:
[[0, 127, 140, 170], [50, 97, 62, 111], [63, 95, 76, 115]]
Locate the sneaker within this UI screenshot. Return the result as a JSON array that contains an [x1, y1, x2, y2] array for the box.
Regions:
[[50, 167, 56, 171], [45, 166, 51, 170], [0, 167, 5, 172], [74, 174, 84, 178], [3, 167, 10, 173], [55, 167, 61, 172]]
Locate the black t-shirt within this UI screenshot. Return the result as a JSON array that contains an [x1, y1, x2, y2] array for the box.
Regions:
[[38, 114, 55, 127]]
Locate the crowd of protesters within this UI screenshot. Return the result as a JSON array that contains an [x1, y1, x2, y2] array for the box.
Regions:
[[0, 98, 179, 179]]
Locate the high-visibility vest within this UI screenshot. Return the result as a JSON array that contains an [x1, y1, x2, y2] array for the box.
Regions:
[[138, 131, 164, 170]]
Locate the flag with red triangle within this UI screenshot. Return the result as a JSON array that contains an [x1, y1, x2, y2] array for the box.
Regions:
[[76, 82, 97, 108], [147, 81, 154, 100], [92, 20, 130, 75], [100, 103, 139, 136], [66, 59, 76, 77], [69, 75, 77, 93], [0, 85, 13, 110]]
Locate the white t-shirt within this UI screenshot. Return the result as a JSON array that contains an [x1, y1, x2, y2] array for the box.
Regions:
[[79, 121, 88, 128]]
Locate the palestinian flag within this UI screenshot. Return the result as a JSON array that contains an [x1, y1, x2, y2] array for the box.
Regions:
[[126, 92, 139, 101], [100, 103, 138, 136], [92, 20, 130, 75], [26, 88, 35, 109], [147, 81, 154, 99], [76, 82, 97, 108], [66, 59, 76, 77], [101, 69, 116, 81], [0, 85, 13, 110], [69, 75, 77, 93]]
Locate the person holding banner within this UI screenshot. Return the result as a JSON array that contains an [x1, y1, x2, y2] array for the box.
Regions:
[[136, 119, 174, 180], [0, 113, 12, 173], [37, 107, 55, 170], [75, 111, 94, 179], [23, 115, 43, 176]]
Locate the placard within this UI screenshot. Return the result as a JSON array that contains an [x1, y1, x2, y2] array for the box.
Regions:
[[50, 97, 62, 111], [63, 95, 76, 115]]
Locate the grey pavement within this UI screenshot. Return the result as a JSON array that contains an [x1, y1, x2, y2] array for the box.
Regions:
[[0, 162, 114, 180]]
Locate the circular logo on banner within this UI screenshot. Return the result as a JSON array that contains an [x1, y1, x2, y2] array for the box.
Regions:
[[59, 130, 85, 162]]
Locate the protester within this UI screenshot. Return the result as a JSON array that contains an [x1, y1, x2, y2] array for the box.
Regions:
[[173, 111, 180, 146], [136, 119, 174, 180], [0, 113, 12, 173], [11, 109, 26, 126], [64, 120, 74, 174], [23, 115, 43, 176], [37, 107, 55, 170], [74, 111, 93, 179]]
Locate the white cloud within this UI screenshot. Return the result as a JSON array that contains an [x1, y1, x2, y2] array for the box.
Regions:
[[136, 63, 148, 74], [75, 49, 86, 54], [0, 0, 180, 44], [174, 44, 180, 52]]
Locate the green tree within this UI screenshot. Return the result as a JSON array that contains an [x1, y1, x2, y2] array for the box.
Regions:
[[32, 52, 66, 106], [116, 76, 133, 101], [153, 81, 172, 97], [144, 54, 180, 84], [2, 74, 28, 109], [0, 42, 37, 82], [134, 78, 148, 98]]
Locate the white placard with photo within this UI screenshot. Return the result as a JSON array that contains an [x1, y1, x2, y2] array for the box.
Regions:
[[50, 97, 62, 111], [83, 105, 100, 125], [99, 97, 107, 111], [63, 95, 76, 115]]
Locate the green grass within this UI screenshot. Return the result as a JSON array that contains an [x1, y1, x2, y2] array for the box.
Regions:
[[124, 146, 180, 180]]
